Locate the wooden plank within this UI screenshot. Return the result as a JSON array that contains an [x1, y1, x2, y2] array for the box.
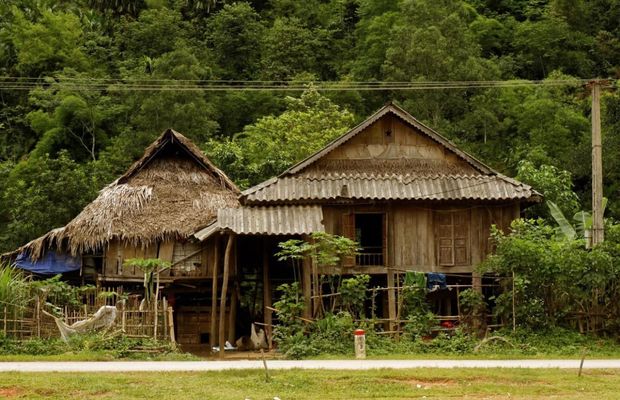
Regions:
[[158, 240, 174, 263], [387, 270, 396, 331], [210, 238, 219, 348], [104, 240, 118, 276], [341, 212, 356, 267], [219, 233, 235, 358]]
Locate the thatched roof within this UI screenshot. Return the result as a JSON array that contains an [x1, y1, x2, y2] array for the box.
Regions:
[[9, 129, 240, 259]]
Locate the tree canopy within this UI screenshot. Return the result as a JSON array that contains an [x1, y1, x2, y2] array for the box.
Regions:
[[1, 0, 619, 252]]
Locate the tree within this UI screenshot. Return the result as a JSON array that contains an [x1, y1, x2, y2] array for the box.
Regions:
[[0, 151, 97, 253], [205, 88, 355, 188], [8, 7, 89, 74], [207, 2, 264, 79], [516, 160, 580, 219]]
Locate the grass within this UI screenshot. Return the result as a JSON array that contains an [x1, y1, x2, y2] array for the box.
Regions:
[[0, 368, 619, 399]]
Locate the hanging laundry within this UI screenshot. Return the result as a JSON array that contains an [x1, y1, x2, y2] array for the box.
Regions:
[[426, 272, 447, 290]]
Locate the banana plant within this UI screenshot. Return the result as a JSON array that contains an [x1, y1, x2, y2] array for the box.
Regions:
[[547, 199, 607, 242]]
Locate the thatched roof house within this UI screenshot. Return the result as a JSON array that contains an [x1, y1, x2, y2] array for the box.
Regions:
[[10, 129, 240, 261]]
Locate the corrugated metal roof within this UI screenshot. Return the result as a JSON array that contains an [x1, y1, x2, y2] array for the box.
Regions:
[[194, 206, 324, 240], [242, 173, 540, 204]]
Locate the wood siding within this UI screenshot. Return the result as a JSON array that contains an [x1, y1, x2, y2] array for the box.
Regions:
[[102, 238, 218, 280], [322, 202, 519, 274], [309, 114, 477, 175]]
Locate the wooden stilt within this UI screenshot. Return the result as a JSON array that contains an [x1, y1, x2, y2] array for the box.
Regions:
[[262, 239, 273, 349], [167, 306, 176, 345], [219, 233, 235, 358], [302, 258, 312, 319], [387, 270, 396, 332], [227, 282, 238, 344], [210, 238, 219, 348]]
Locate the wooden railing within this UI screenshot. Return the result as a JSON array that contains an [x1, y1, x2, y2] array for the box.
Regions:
[[356, 247, 384, 266]]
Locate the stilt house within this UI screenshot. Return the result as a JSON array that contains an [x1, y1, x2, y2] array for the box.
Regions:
[[6, 129, 240, 347], [197, 102, 541, 342]]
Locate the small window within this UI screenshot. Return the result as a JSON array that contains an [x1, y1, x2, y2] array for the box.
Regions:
[[342, 212, 385, 266], [435, 210, 470, 266]]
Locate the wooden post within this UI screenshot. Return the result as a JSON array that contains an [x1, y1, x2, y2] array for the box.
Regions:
[[35, 296, 41, 338], [167, 306, 176, 345], [512, 270, 516, 332], [302, 258, 312, 319], [162, 297, 168, 340], [121, 300, 126, 333], [227, 283, 238, 344], [263, 240, 273, 349], [210, 237, 220, 348], [153, 272, 160, 339], [387, 269, 396, 331], [219, 233, 235, 358], [591, 81, 605, 245]]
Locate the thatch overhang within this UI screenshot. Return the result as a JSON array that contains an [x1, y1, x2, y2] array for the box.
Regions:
[[9, 129, 240, 260], [241, 103, 542, 205]]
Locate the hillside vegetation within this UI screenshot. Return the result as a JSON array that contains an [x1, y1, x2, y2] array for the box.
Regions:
[[1, 0, 620, 252]]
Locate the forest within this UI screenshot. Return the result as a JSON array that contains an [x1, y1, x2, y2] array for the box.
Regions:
[[0, 0, 619, 254]]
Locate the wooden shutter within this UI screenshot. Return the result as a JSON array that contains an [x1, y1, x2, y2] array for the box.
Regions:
[[453, 211, 469, 265], [435, 212, 454, 266], [342, 213, 356, 267], [435, 210, 470, 266]]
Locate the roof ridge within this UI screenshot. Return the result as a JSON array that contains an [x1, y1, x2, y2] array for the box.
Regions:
[[279, 103, 497, 177]]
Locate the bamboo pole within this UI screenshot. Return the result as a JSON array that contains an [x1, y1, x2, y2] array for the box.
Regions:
[[219, 233, 235, 358], [163, 297, 168, 340], [153, 271, 160, 339], [121, 300, 126, 333], [210, 237, 220, 348], [167, 306, 176, 345]]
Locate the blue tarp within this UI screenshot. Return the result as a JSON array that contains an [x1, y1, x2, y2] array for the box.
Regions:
[[15, 251, 81, 275], [427, 272, 447, 290]]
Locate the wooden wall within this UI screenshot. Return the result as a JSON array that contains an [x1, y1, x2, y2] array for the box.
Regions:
[[309, 114, 477, 175], [323, 201, 519, 274], [102, 237, 218, 279]]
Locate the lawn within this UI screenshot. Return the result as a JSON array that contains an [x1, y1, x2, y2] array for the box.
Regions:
[[0, 368, 619, 399]]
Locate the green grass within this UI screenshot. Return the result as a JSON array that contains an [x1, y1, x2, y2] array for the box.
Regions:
[[0, 368, 619, 399]]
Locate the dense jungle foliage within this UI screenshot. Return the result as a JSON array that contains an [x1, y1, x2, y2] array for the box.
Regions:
[[1, 0, 620, 253]]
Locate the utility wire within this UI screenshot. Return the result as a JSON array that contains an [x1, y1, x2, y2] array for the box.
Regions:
[[0, 77, 614, 91]]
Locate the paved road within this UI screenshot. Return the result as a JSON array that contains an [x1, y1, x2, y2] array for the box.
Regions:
[[1, 359, 620, 372]]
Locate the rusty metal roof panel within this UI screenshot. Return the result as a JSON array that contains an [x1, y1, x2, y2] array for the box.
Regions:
[[242, 174, 539, 204], [194, 205, 324, 240]]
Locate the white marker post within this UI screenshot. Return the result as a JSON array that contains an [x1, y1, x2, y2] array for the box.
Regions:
[[354, 329, 366, 359]]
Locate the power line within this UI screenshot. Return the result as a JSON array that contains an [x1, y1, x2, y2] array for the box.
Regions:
[[0, 77, 614, 92]]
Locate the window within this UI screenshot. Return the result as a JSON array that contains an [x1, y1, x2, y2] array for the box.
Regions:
[[342, 212, 385, 266], [435, 210, 470, 266]]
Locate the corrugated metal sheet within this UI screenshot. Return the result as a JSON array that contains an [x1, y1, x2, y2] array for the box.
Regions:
[[242, 173, 539, 203], [194, 206, 324, 240]]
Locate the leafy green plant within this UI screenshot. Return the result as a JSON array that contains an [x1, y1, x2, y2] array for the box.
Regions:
[[124, 258, 170, 305], [458, 289, 487, 334], [339, 274, 369, 318], [276, 232, 359, 271], [273, 282, 305, 339]]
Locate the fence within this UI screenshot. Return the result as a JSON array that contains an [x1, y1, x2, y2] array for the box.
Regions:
[[0, 288, 175, 343]]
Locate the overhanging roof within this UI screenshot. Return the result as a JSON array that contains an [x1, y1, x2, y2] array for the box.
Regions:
[[194, 205, 325, 240], [242, 173, 540, 204]]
